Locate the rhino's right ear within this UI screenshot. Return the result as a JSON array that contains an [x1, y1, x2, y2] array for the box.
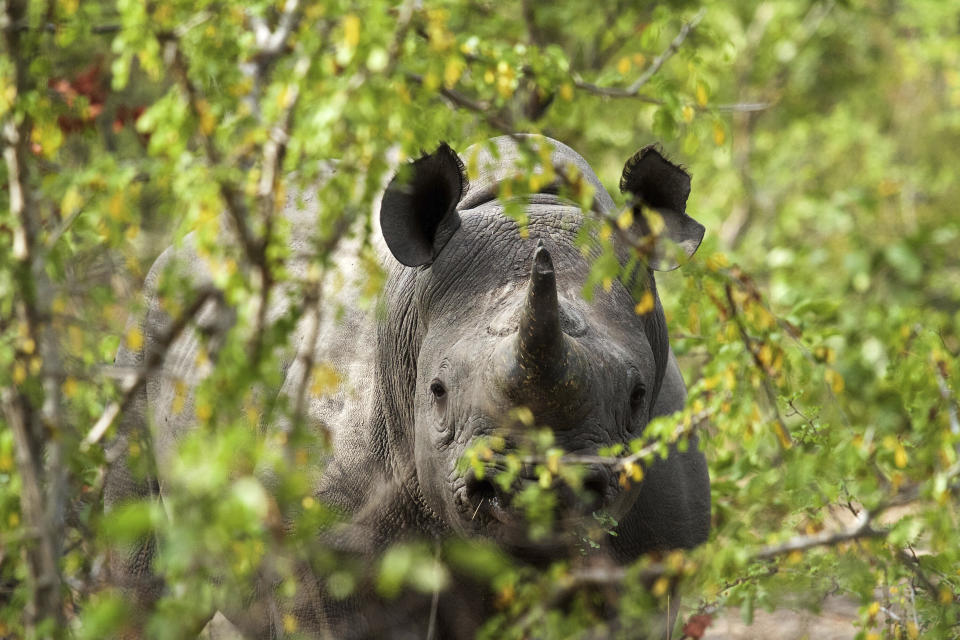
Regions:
[[380, 143, 465, 267], [620, 145, 705, 271]]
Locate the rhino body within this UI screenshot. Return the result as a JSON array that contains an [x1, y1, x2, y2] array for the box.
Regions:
[[106, 135, 710, 638]]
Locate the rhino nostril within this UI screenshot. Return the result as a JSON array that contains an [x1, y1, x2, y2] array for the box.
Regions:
[[582, 474, 608, 511], [466, 474, 498, 506]]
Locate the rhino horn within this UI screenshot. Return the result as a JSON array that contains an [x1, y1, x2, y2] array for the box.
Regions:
[[516, 241, 565, 379]]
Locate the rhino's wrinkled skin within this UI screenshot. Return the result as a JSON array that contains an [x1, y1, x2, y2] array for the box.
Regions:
[[106, 135, 710, 638]]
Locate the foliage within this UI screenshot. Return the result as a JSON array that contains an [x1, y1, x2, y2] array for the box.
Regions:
[[1, 0, 958, 638]]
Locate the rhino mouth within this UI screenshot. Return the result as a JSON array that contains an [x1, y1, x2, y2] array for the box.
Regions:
[[454, 464, 613, 536]]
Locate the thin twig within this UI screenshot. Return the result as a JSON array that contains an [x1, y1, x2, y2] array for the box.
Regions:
[[519, 407, 713, 471], [933, 359, 960, 437], [574, 9, 705, 99], [405, 72, 514, 133], [82, 287, 219, 448]]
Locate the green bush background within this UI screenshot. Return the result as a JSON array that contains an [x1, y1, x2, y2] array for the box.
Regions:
[[1, 0, 958, 638]]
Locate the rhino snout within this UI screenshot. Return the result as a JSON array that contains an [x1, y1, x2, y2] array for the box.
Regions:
[[461, 463, 613, 528]]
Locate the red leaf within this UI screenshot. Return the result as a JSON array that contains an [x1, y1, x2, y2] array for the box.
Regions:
[[682, 613, 713, 639]]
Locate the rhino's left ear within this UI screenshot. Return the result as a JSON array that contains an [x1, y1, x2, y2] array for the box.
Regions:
[[381, 142, 465, 267], [620, 145, 705, 271]]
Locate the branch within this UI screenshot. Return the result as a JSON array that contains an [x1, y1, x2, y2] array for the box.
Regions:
[[518, 406, 713, 472], [933, 358, 960, 437], [250, 0, 301, 59], [723, 281, 793, 453], [754, 508, 882, 560], [405, 72, 514, 133], [167, 42, 263, 265], [573, 9, 705, 99], [1, 0, 66, 632], [82, 287, 220, 449]]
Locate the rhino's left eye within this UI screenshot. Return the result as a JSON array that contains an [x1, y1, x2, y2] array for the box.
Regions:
[[429, 380, 447, 402], [630, 383, 646, 418]]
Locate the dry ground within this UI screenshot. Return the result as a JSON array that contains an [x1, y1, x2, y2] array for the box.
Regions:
[[701, 596, 860, 640]]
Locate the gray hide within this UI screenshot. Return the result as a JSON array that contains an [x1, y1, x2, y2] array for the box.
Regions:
[[105, 135, 710, 638]]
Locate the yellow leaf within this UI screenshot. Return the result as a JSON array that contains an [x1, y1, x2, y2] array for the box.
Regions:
[[559, 83, 574, 101], [126, 327, 143, 351], [511, 406, 535, 427], [546, 451, 560, 475], [444, 57, 464, 88], [616, 208, 634, 230], [617, 57, 631, 74], [195, 402, 212, 421], [696, 83, 708, 107], [713, 122, 726, 146], [706, 252, 729, 271], [195, 99, 215, 136], [599, 224, 612, 242], [61, 186, 84, 217], [787, 550, 803, 565], [62, 377, 78, 398], [634, 290, 654, 315], [907, 622, 919, 639], [632, 53, 646, 66], [310, 362, 342, 396], [538, 471, 551, 488], [108, 192, 126, 221], [12, 363, 26, 385], [342, 14, 360, 49], [602, 277, 613, 292], [643, 210, 665, 236], [497, 583, 515, 606], [867, 601, 880, 618], [666, 551, 684, 572], [682, 105, 695, 123], [172, 381, 186, 415], [283, 614, 297, 633], [651, 576, 670, 597], [758, 344, 773, 367], [825, 369, 845, 393], [277, 84, 294, 110], [894, 443, 908, 469]]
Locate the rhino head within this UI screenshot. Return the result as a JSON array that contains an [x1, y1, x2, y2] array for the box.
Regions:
[[376, 135, 705, 553]]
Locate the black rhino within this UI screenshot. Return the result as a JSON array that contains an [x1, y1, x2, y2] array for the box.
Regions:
[[106, 135, 710, 638]]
